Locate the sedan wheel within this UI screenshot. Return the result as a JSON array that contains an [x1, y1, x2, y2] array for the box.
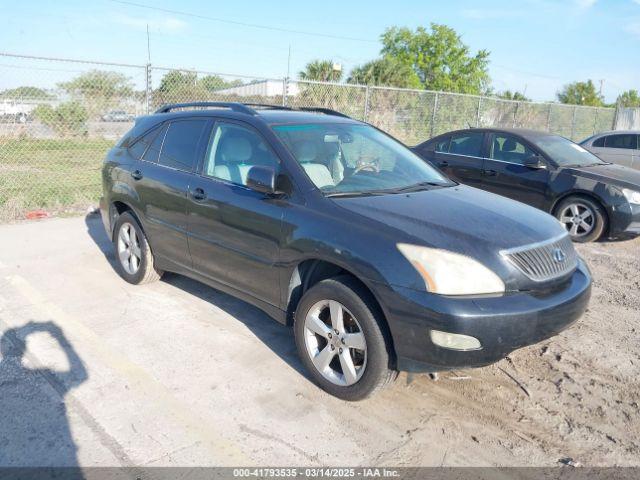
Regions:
[[559, 202, 595, 239], [303, 300, 367, 386]]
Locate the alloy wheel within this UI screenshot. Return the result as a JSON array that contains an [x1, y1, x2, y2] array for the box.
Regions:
[[303, 300, 367, 386], [559, 202, 595, 238], [117, 222, 142, 275]]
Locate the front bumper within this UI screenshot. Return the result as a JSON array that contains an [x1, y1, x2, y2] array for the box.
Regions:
[[374, 260, 592, 373], [609, 202, 640, 237]]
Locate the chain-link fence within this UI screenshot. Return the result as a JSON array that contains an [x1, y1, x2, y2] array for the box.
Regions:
[[0, 52, 619, 221]]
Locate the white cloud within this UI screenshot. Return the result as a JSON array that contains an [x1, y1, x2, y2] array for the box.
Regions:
[[461, 9, 524, 19], [624, 21, 640, 36], [112, 14, 187, 33], [574, 0, 597, 8]]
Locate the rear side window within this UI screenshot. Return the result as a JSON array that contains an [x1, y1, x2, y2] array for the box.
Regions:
[[142, 124, 167, 163], [159, 119, 208, 171], [128, 126, 160, 160], [435, 137, 451, 153], [604, 134, 636, 149], [449, 132, 484, 157]]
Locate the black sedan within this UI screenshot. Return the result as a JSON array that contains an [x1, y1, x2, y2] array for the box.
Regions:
[[414, 128, 640, 242]]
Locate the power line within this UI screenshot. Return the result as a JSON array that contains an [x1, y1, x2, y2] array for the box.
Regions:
[[107, 0, 378, 43]]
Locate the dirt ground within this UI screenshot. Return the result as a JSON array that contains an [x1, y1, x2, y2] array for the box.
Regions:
[[0, 215, 638, 467]]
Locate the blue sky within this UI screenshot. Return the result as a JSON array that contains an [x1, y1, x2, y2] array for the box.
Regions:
[[1, 0, 639, 102]]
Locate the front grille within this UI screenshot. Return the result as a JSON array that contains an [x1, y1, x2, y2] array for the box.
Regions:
[[501, 234, 578, 282]]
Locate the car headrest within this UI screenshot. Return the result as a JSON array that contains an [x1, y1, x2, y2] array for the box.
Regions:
[[502, 137, 517, 152], [292, 140, 318, 163], [220, 135, 252, 163]]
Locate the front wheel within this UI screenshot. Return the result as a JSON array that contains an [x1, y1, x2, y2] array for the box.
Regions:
[[294, 276, 396, 401], [554, 196, 606, 243]]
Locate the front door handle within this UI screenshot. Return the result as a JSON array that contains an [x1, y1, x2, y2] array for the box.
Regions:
[[482, 169, 497, 176], [190, 187, 207, 201], [439, 161, 449, 168], [131, 169, 143, 180]]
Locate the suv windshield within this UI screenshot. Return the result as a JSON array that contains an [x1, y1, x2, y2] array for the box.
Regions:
[[532, 135, 607, 167], [272, 123, 452, 196]]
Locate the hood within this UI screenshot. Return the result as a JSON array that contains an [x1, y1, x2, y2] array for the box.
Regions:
[[566, 163, 640, 190], [333, 185, 570, 291]]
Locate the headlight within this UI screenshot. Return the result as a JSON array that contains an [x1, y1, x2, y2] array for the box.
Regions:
[[397, 243, 505, 295], [622, 188, 640, 205]]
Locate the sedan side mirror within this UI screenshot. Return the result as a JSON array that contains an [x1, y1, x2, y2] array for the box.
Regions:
[[523, 155, 546, 169], [246, 165, 277, 194]]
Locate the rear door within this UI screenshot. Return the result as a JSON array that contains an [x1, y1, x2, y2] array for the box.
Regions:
[[132, 118, 208, 269], [596, 134, 636, 167], [186, 119, 284, 307], [430, 131, 486, 186], [480, 132, 550, 208]]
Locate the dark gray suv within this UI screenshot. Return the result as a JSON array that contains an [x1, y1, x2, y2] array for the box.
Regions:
[[100, 103, 591, 400]]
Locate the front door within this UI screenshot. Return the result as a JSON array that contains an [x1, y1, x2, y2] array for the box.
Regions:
[[480, 133, 550, 209], [186, 120, 284, 307]]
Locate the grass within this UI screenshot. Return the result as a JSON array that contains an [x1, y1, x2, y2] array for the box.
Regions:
[[0, 137, 114, 221]]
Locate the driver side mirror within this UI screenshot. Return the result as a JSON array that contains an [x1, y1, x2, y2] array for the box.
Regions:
[[523, 155, 546, 169], [246, 166, 286, 196]]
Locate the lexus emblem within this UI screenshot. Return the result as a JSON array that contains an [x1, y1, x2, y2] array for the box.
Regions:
[[553, 248, 566, 263]]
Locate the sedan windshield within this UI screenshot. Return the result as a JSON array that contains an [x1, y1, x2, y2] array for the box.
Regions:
[[532, 135, 607, 168], [272, 123, 452, 196]]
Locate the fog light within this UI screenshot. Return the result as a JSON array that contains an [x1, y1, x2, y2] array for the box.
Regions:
[[430, 330, 481, 351]]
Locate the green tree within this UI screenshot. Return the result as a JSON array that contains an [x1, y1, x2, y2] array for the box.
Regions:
[[155, 71, 245, 104], [557, 80, 604, 106], [33, 101, 88, 137], [616, 89, 640, 107], [380, 24, 490, 94], [298, 60, 343, 82], [347, 57, 421, 88], [199, 75, 242, 92], [0, 86, 53, 100], [496, 90, 531, 102], [59, 70, 133, 100]]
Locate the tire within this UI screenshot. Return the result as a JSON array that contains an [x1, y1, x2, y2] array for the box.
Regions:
[[554, 195, 607, 243], [294, 275, 397, 401], [112, 211, 163, 284]]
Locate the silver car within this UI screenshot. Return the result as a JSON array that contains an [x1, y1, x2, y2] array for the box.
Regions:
[[580, 131, 640, 170]]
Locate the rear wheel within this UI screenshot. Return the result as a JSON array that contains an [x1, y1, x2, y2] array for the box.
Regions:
[[554, 195, 606, 243], [294, 276, 396, 401], [113, 211, 163, 284]]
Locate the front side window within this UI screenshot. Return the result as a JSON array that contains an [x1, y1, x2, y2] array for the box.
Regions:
[[159, 119, 207, 172], [435, 137, 451, 153], [532, 135, 606, 167], [272, 123, 451, 195], [490, 134, 536, 165], [604, 134, 636, 150], [448, 132, 484, 157], [591, 136, 605, 147], [203, 122, 279, 186]]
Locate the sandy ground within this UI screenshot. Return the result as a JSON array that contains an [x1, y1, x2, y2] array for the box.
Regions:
[[0, 214, 637, 467]]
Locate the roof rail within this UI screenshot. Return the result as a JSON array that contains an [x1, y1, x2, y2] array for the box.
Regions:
[[297, 107, 351, 118], [154, 102, 256, 115]]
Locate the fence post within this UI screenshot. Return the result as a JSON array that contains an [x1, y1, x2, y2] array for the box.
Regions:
[[513, 101, 519, 127], [570, 106, 577, 139], [363, 86, 370, 122], [430, 92, 439, 138], [546, 103, 552, 132], [592, 107, 599, 135], [145, 63, 152, 114], [476, 96, 482, 127], [282, 78, 288, 107], [612, 101, 620, 130]]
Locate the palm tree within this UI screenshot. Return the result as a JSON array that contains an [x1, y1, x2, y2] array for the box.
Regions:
[[298, 60, 342, 82]]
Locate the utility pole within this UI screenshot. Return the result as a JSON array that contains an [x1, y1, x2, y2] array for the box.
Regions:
[[146, 24, 151, 63], [598, 79, 604, 98], [286, 45, 291, 80]]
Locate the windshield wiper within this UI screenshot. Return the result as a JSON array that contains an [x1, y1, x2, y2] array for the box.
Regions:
[[324, 191, 383, 198], [384, 181, 452, 193]]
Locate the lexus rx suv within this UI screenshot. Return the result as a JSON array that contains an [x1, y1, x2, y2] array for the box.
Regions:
[[100, 103, 591, 400]]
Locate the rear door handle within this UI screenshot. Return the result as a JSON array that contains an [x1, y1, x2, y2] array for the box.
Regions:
[[131, 169, 143, 180], [439, 161, 449, 167], [482, 169, 497, 176], [190, 187, 206, 201]]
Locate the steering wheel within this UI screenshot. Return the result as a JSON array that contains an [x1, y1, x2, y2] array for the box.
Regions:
[[353, 159, 380, 174]]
